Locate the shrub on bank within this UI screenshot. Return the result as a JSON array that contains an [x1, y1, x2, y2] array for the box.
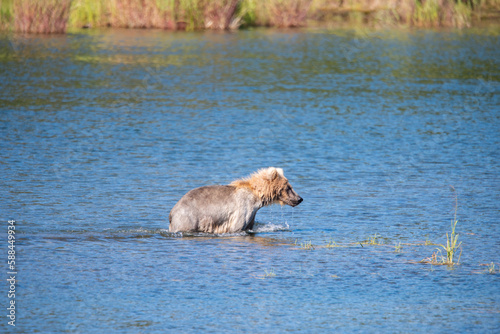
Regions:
[[0, 0, 498, 33]]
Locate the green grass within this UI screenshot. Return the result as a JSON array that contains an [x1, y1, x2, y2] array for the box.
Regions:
[[1, 0, 241, 32], [8, 0, 72, 33], [264, 268, 276, 277], [413, 0, 440, 27], [325, 239, 340, 248], [438, 188, 462, 265], [1, 0, 497, 33], [439, 213, 462, 265], [239, 0, 311, 28], [69, 0, 177, 30], [362, 233, 383, 245], [299, 240, 315, 250], [369, 233, 381, 245], [253, 268, 276, 279], [68, 0, 107, 29], [394, 242, 403, 253], [0, 0, 14, 31], [420, 187, 463, 266]]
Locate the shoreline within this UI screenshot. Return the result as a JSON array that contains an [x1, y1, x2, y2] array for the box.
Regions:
[[1, 0, 499, 34]]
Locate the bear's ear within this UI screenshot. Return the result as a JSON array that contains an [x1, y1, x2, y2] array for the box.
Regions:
[[266, 167, 278, 180], [276, 168, 284, 178]]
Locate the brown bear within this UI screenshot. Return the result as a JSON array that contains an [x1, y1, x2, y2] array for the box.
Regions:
[[169, 167, 303, 233]]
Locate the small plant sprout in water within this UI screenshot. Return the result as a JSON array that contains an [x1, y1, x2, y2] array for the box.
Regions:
[[362, 233, 383, 245], [439, 187, 462, 265], [440, 213, 462, 265], [421, 186, 462, 266], [325, 239, 339, 248], [300, 240, 315, 250], [394, 242, 403, 253], [264, 269, 276, 278], [254, 268, 277, 279], [473, 262, 499, 275], [487, 262, 497, 274]]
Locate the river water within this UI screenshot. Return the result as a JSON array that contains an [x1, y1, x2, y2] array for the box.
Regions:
[[1, 27, 499, 333]]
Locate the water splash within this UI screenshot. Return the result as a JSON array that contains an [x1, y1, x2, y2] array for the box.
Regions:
[[249, 222, 291, 233]]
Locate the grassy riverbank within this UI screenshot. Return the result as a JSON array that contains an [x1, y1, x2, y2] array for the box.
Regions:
[[1, 0, 499, 33]]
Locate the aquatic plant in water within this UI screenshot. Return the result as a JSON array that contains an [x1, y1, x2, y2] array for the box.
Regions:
[[438, 187, 462, 265], [486, 262, 497, 274], [264, 268, 276, 277], [424, 237, 434, 245], [440, 212, 462, 265], [362, 233, 383, 245], [325, 239, 340, 248], [421, 187, 462, 266], [394, 242, 403, 253], [300, 240, 315, 250]]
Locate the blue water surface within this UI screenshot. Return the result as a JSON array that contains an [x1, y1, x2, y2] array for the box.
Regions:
[[0, 27, 499, 333]]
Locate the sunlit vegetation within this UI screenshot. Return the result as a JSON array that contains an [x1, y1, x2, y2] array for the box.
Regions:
[[264, 268, 276, 277], [253, 268, 276, 279], [420, 187, 462, 266], [0, 0, 499, 33], [362, 233, 383, 245], [325, 239, 341, 248], [3, 0, 72, 33], [440, 213, 462, 265], [394, 242, 403, 253], [486, 262, 497, 274], [299, 240, 315, 250]]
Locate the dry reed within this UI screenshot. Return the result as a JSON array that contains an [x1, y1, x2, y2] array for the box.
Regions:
[[309, 0, 480, 28], [14, 0, 72, 33], [204, 0, 240, 29], [1, 0, 498, 33], [107, 0, 174, 29], [241, 0, 312, 27], [267, 0, 312, 27]]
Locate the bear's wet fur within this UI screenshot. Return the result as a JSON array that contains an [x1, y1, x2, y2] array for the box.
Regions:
[[169, 167, 303, 233]]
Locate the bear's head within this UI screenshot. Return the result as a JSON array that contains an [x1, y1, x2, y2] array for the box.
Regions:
[[257, 167, 303, 207], [266, 167, 303, 207], [232, 167, 303, 207]]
